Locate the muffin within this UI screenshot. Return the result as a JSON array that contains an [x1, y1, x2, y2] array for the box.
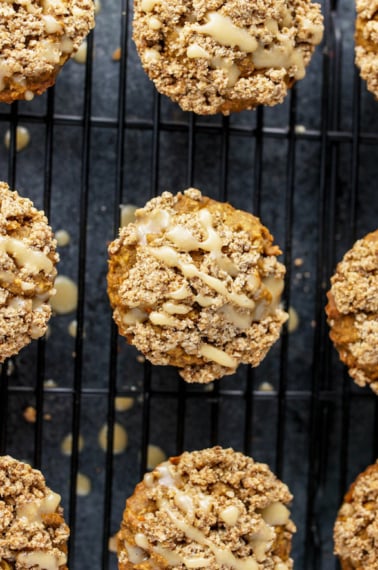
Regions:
[[0, 0, 95, 103], [0, 181, 58, 362], [132, 0, 324, 115], [325, 230, 378, 393], [355, 0, 378, 100], [107, 188, 288, 384], [117, 446, 296, 570], [0, 455, 69, 570], [334, 461, 378, 569]]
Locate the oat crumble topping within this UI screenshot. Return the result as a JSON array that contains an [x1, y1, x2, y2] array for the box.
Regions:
[[0, 182, 58, 363], [118, 447, 296, 570], [355, 0, 378, 100], [107, 189, 288, 384], [0, 456, 69, 570], [0, 0, 94, 103], [334, 461, 378, 569], [133, 0, 323, 114], [325, 230, 378, 393]]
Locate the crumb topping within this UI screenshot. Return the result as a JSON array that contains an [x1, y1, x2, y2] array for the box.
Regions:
[[334, 461, 378, 569], [0, 0, 94, 103], [329, 233, 378, 315], [355, 0, 378, 100], [0, 455, 69, 570], [118, 447, 295, 570], [326, 231, 378, 393], [0, 182, 59, 363], [133, 0, 323, 114], [108, 189, 288, 384]]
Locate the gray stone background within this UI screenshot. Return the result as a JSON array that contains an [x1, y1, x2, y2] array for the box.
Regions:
[[0, 0, 377, 568]]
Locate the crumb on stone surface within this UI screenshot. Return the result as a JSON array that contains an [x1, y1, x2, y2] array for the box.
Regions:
[[112, 47, 122, 61], [334, 461, 378, 569], [133, 0, 324, 114], [107, 188, 288, 384], [325, 230, 378, 394], [355, 0, 378, 100], [0, 455, 69, 570], [23, 406, 37, 423], [0, 0, 95, 103], [118, 446, 296, 570], [0, 181, 59, 363]]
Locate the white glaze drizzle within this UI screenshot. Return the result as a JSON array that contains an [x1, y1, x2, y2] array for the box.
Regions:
[[164, 505, 259, 570], [133, 206, 285, 367], [0, 236, 53, 274], [138, 466, 291, 569], [193, 12, 258, 52], [17, 492, 61, 523], [17, 551, 66, 570]]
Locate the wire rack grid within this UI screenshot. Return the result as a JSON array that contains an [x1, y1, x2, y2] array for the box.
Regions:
[[0, 0, 378, 568]]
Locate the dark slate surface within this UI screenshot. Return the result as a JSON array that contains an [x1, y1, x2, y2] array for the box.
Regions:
[[0, 0, 377, 568]]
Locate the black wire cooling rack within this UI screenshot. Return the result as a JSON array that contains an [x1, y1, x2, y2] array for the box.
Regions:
[[0, 0, 378, 568]]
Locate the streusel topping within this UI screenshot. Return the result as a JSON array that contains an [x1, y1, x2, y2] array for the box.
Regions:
[[334, 461, 378, 569], [108, 189, 287, 383], [0, 0, 94, 102], [0, 456, 69, 570], [0, 182, 58, 362], [133, 0, 323, 114], [330, 234, 378, 315], [355, 0, 378, 100], [326, 231, 378, 392], [119, 447, 296, 569]]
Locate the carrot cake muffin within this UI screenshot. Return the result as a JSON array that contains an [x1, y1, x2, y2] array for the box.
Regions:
[[325, 230, 378, 394], [0, 0, 95, 103], [355, 0, 378, 100], [0, 181, 58, 362], [334, 461, 378, 569], [0, 455, 69, 570], [107, 188, 288, 384], [132, 0, 324, 115], [117, 446, 296, 570]]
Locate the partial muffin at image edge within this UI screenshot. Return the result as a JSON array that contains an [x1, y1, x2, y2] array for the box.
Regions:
[[325, 229, 378, 394], [132, 0, 324, 115], [107, 188, 288, 384], [355, 0, 378, 100], [0, 0, 95, 104], [0, 181, 58, 362], [334, 461, 378, 569], [117, 446, 296, 570], [0, 455, 69, 570]]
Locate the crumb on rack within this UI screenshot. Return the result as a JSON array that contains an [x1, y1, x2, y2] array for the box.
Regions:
[[23, 406, 37, 423], [112, 47, 122, 61]]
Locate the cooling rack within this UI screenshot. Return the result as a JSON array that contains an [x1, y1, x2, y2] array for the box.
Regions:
[[0, 0, 377, 568]]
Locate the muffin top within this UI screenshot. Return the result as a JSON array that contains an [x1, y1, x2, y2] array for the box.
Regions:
[[133, 0, 323, 114], [334, 461, 378, 569], [0, 455, 69, 570], [0, 182, 58, 362], [0, 0, 94, 102], [118, 447, 296, 569], [326, 230, 378, 393], [329, 231, 378, 315], [108, 189, 287, 383], [355, 0, 378, 100]]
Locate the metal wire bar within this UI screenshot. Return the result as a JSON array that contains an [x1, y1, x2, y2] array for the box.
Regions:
[[66, 25, 95, 568], [101, 1, 130, 567], [305, 0, 336, 565], [0, 109, 377, 147], [275, 87, 297, 478], [337, 38, 361, 514], [34, 87, 56, 470]]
